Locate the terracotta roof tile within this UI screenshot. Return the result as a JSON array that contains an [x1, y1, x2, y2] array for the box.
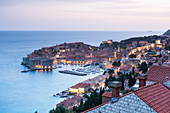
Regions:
[[70, 83, 90, 89], [102, 92, 112, 98], [83, 82, 170, 113], [146, 65, 170, 83], [134, 83, 170, 113], [120, 64, 132, 71]]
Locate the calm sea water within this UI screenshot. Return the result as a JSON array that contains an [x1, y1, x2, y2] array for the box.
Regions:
[[0, 31, 162, 113]]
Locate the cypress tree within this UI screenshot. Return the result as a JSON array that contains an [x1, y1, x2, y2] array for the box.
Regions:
[[128, 74, 132, 88], [120, 74, 125, 90], [132, 67, 135, 75]]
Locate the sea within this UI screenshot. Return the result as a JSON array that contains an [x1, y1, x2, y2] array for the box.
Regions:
[[0, 31, 163, 113]]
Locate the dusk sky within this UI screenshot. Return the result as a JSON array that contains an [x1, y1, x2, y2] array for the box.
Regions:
[[0, 0, 170, 31]]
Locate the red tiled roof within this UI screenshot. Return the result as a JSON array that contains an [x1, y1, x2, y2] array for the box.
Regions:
[[102, 92, 112, 98], [83, 83, 170, 113], [57, 95, 86, 109], [146, 65, 170, 83], [112, 66, 119, 69], [134, 83, 170, 113], [70, 83, 89, 89], [120, 64, 132, 71]]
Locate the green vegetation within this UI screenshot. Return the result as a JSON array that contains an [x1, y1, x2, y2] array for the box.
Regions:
[[112, 61, 121, 67], [49, 105, 74, 113], [100, 35, 168, 49], [138, 62, 148, 73], [128, 54, 136, 58], [73, 88, 104, 113], [121, 35, 167, 44], [107, 68, 115, 75], [120, 74, 125, 90], [165, 43, 170, 51], [105, 75, 116, 87], [128, 72, 136, 88], [103, 68, 114, 75]]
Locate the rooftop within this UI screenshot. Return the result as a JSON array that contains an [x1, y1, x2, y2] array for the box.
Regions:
[[70, 83, 89, 89], [83, 82, 170, 113], [102, 92, 112, 98], [146, 65, 170, 83]]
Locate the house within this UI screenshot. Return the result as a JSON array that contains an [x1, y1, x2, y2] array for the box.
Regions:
[[139, 41, 148, 45], [69, 83, 90, 94], [57, 95, 86, 110], [83, 74, 170, 113], [83, 75, 107, 88], [119, 64, 132, 74], [122, 58, 140, 67], [146, 65, 170, 85], [132, 41, 137, 46]]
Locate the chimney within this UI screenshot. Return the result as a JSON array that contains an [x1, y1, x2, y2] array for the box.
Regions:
[[138, 74, 148, 87], [109, 81, 121, 97]]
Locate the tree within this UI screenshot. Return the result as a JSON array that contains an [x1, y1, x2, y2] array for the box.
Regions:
[[105, 78, 108, 87], [165, 43, 170, 51], [132, 67, 135, 75], [84, 101, 88, 111], [120, 74, 125, 90], [129, 54, 136, 58], [77, 99, 84, 112], [108, 69, 114, 75], [83, 94, 89, 99], [112, 61, 121, 67], [139, 62, 148, 74], [99, 87, 103, 104], [117, 61, 121, 66], [155, 59, 158, 63], [128, 73, 136, 88], [49, 105, 73, 113], [103, 71, 106, 75], [73, 106, 77, 111], [148, 62, 153, 67]]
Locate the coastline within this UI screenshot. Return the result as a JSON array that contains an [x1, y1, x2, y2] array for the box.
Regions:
[[0, 31, 164, 113], [50, 64, 105, 111]]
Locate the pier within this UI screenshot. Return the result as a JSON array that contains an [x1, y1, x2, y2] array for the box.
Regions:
[[59, 70, 87, 76]]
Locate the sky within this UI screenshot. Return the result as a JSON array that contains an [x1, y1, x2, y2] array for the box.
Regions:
[[0, 0, 170, 31]]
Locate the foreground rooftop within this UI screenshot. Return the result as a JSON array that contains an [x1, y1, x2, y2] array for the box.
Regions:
[[83, 82, 170, 113]]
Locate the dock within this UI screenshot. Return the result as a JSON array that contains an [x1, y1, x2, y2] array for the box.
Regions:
[[59, 70, 87, 76]]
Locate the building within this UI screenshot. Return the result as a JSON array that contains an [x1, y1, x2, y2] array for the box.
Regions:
[[83, 74, 170, 113], [139, 41, 148, 45], [83, 75, 108, 88], [119, 64, 132, 74], [122, 58, 140, 67], [69, 83, 90, 94], [132, 41, 137, 46], [57, 95, 86, 110], [22, 57, 54, 69], [146, 65, 170, 85]]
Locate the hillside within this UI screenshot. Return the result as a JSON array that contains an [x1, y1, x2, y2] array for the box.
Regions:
[[163, 29, 170, 36], [100, 35, 168, 49], [120, 35, 167, 44]]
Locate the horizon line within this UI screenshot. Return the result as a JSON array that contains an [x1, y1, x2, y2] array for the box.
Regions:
[[0, 30, 163, 32]]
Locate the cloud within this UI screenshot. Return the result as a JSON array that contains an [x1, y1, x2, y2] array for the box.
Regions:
[[0, 0, 170, 31], [0, 0, 135, 7]]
